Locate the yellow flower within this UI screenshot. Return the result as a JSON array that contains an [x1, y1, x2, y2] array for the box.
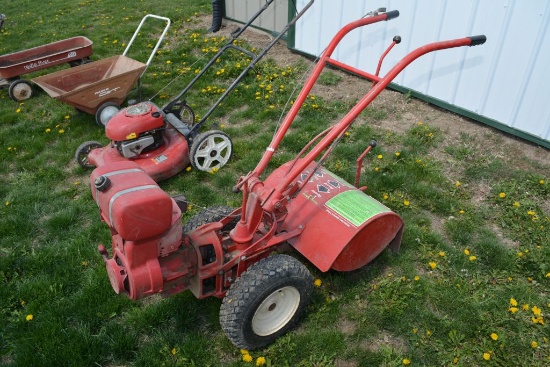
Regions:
[[469, 256, 477, 261], [313, 279, 322, 287], [374, 167, 379, 172], [240, 349, 249, 355], [404, 200, 410, 206], [26, 314, 33, 321], [412, 328, 418, 334], [499, 192, 506, 198], [58, 129, 65, 134], [377, 154, 383, 159], [522, 304, 530, 311], [186, 166, 192, 172], [438, 251, 445, 257], [402, 358, 411, 365], [256, 356, 266, 366], [395, 152, 401, 157], [531, 341, 538, 349], [429, 262, 437, 269], [459, 210, 465, 214], [45, 128, 51, 133], [540, 179, 545, 185], [509, 307, 518, 314], [483, 352, 491, 361], [5, 201, 10, 206], [171, 348, 177, 355], [414, 276, 420, 281], [510, 298, 518, 307], [455, 181, 461, 187], [383, 194, 389, 200], [242, 353, 253, 363], [532, 306, 542, 316], [513, 201, 520, 207], [491, 333, 498, 341], [166, 60, 171, 64], [64, 115, 70, 119], [464, 249, 470, 255], [15, 108, 21, 113]]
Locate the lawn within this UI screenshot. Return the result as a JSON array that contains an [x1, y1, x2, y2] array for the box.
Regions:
[[1, 1, 549, 366]]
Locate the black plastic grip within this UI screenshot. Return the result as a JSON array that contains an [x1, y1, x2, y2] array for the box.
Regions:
[[468, 35, 486, 46], [385, 10, 400, 20], [208, 0, 223, 33]]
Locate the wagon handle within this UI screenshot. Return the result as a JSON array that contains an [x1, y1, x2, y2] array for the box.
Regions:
[[122, 14, 171, 76], [468, 35, 487, 46]]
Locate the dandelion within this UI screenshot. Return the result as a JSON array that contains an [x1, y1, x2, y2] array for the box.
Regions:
[[58, 129, 65, 134], [412, 328, 418, 334], [171, 348, 177, 355], [395, 152, 401, 157], [26, 314, 33, 321], [383, 194, 389, 200], [16, 108, 21, 113], [256, 357, 266, 366], [455, 181, 461, 187], [513, 201, 520, 207], [5, 201, 10, 206], [186, 166, 192, 172], [242, 353, 253, 363], [377, 154, 383, 159], [510, 298, 518, 307], [459, 210, 465, 214], [464, 249, 470, 256], [499, 192, 506, 198], [429, 262, 437, 269], [313, 279, 322, 287], [509, 307, 518, 314], [64, 115, 70, 119], [81, 261, 88, 266], [531, 341, 538, 349], [374, 167, 379, 172], [403, 358, 411, 365], [532, 306, 542, 316], [469, 255, 477, 261], [483, 352, 491, 361], [45, 128, 51, 133], [527, 210, 536, 216], [491, 333, 498, 341], [438, 251, 445, 257], [404, 200, 410, 206], [166, 60, 171, 64], [414, 276, 420, 281], [540, 179, 545, 185]]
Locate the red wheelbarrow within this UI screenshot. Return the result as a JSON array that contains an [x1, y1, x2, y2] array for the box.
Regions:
[[0, 36, 93, 101], [90, 9, 486, 349], [32, 14, 170, 126]]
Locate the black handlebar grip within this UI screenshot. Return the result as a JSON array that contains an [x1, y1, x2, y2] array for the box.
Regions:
[[385, 10, 400, 20], [208, 0, 223, 33], [468, 35, 487, 46]]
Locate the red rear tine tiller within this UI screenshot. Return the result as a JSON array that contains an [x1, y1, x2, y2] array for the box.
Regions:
[[89, 9, 486, 349]]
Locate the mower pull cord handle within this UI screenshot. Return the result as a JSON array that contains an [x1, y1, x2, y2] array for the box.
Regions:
[[468, 35, 487, 46]]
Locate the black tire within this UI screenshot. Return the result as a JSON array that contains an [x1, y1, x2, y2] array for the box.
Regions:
[[95, 102, 120, 128], [8, 79, 33, 101], [183, 205, 236, 233], [75, 141, 103, 168], [189, 130, 232, 172], [219, 254, 314, 350]]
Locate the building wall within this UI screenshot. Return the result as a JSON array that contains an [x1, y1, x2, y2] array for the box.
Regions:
[[223, 0, 289, 34], [291, 0, 550, 147]]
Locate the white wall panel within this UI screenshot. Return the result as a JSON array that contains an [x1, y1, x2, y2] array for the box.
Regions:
[[292, 0, 550, 145]]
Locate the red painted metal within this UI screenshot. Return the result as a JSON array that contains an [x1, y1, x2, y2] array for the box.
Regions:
[[0, 36, 93, 79], [92, 10, 484, 302], [106, 102, 165, 141]]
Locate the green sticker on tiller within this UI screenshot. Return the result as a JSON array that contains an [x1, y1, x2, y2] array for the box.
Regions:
[[325, 190, 391, 227]]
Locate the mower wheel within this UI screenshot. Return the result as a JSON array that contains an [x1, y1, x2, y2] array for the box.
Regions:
[[95, 102, 120, 128], [220, 254, 314, 350], [189, 130, 232, 172], [183, 205, 238, 233], [8, 79, 33, 101], [75, 141, 102, 168], [178, 103, 195, 125]]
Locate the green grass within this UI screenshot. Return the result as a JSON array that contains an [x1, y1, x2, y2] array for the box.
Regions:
[[1, 1, 549, 366]]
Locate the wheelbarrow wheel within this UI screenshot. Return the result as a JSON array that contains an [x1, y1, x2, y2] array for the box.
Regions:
[[189, 130, 232, 172], [95, 102, 120, 128], [75, 141, 102, 168], [183, 205, 239, 234], [8, 79, 33, 101], [220, 254, 314, 350]]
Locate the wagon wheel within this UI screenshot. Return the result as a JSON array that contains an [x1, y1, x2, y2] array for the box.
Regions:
[[183, 205, 239, 234], [8, 80, 33, 101], [219, 254, 314, 350], [189, 130, 232, 172], [75, 141, 103, 168], [95, 102, 120, 128]]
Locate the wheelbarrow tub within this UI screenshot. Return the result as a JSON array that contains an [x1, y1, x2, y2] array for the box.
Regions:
[[32, 55, 146, 114], [266, 160, 404, 272], [0, 36, 93, 79]]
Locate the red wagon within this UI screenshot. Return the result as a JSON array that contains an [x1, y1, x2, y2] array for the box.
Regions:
[[0, 36, 93, 101]]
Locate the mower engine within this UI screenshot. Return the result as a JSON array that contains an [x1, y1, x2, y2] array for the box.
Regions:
[[106, 102, 166, 158]]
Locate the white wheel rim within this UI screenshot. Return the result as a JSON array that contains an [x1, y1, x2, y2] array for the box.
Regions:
[[252, 286, 301, 336], [100, 106, 119, 126], [194, 133, 232, 171], [12, 83, 32, 101]]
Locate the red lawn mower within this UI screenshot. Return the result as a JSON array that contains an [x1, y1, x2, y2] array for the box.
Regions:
[[90, 9, 485, 349], [75, 0, 314, 181]]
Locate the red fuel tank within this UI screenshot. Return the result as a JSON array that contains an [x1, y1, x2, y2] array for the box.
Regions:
[[265, 160, 404, 272], [105, 102, 165, 141], [90, 161, 173, 240]]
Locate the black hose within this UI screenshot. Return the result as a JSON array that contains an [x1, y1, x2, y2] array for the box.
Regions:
[[208, 0, 223, 33]]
